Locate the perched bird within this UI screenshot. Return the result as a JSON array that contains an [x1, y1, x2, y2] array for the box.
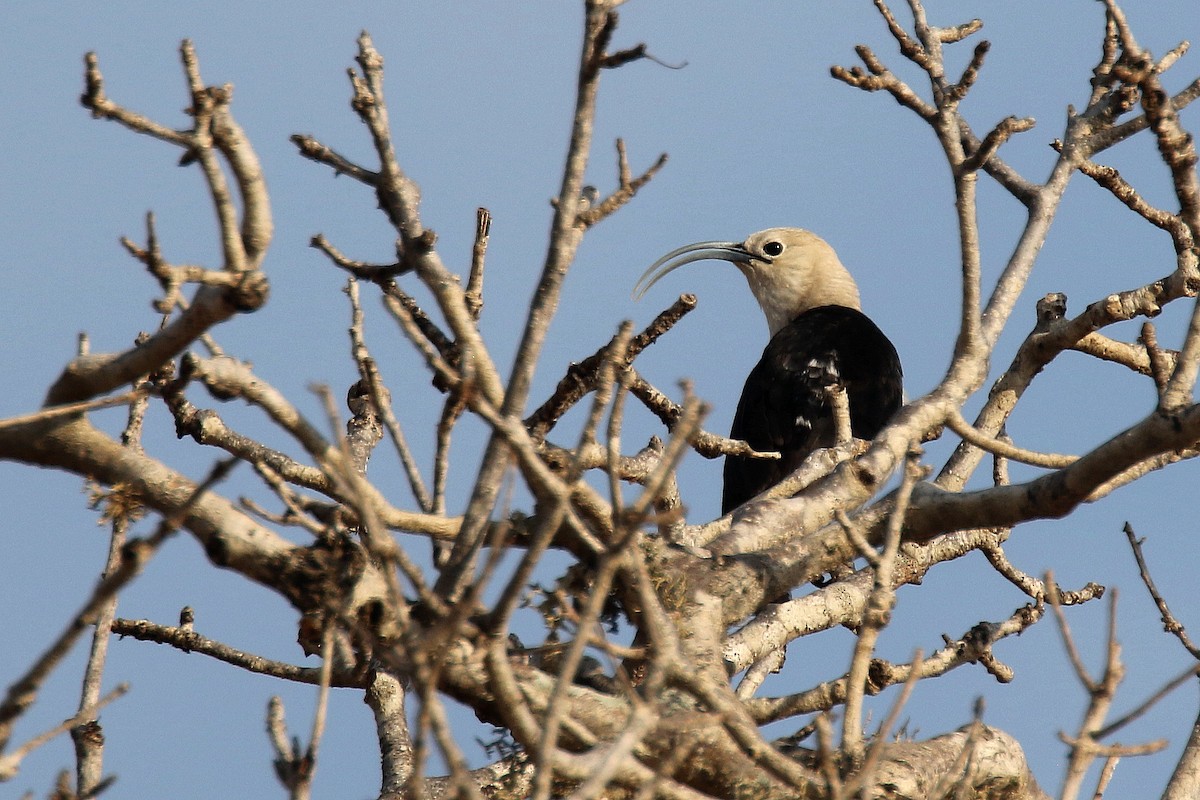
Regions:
[[634, 228, 902, 514]]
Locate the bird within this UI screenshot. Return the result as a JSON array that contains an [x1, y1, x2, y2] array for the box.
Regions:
[[634, 227, 902, 514]]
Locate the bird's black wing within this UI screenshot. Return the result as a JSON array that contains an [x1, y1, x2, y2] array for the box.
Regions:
[[721, 305, 902, 514]]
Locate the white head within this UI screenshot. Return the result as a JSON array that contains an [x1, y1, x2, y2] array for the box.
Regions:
[[633, 227, 861, 337]]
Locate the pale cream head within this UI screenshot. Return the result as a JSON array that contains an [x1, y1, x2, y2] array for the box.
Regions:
[[634, 227, 861, 337]]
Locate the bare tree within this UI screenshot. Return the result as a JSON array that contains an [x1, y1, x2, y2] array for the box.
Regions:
[[4, 1, 1200, 799]]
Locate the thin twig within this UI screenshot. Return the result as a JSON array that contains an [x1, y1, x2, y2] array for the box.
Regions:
[[0, 389, 145, 431], [304, 623, 336, 788], [526, 294, 696, 440], [946, 407, 1077, 468], [110, 617, 363, 686], [0, 685, 128, 783], [842, 448, 924, 759], [72, 380, 150, 795], [1124, 522, 1200, 658], [346, 278, 433, 511]]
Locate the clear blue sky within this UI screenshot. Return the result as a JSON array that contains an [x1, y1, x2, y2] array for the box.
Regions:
[[3, 2, 1199, 797]]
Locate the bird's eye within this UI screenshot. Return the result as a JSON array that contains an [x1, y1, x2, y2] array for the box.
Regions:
[[762, 241, 784, 257]]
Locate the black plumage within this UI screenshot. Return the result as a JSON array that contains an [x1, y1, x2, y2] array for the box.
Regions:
[[721, 304, 902, 514], [634, 226, 903, 515]]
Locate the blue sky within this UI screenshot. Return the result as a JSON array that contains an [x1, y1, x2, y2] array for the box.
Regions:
[[3, 2, 1200, 797]]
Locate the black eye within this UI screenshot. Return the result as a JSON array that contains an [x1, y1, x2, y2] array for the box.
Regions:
[[762, 241, 784, 257]]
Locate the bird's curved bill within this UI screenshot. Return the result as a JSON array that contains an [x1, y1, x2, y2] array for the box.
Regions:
[[632, 240, 749, 300]]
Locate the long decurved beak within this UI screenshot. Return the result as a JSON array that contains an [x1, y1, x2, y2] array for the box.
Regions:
[[632, 240, 751, 300]]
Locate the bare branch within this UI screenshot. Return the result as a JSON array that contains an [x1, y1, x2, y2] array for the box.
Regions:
[[746, 601, 1044, 725], [831, 44, 936, 120], [110, 617, 363, 687], [1124, 522, 1200, 659], [962, 115, 1035, 174], [291, 133, 380, 185], [365, 668, 413, 798], [1073, 156, 1192, 245], [526, 294, 696, 440], [311, 233, 407, 280], [945, 407, 1077, 468]]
